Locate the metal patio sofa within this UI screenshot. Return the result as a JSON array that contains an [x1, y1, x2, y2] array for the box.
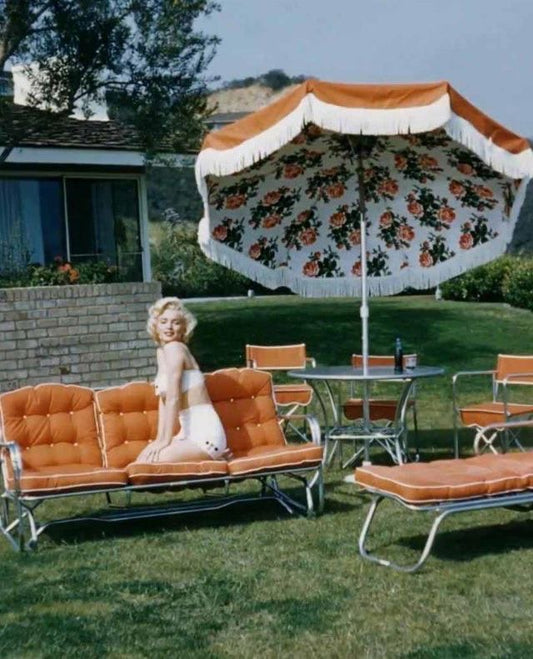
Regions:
[[0, 368, 324, 551], [354, 420, 533, 572]]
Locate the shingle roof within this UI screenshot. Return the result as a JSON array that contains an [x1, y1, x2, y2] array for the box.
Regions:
[[0, 103, 144, 151]]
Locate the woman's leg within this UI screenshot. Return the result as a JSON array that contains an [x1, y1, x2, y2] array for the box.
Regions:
[[156, 438, 211, 462]]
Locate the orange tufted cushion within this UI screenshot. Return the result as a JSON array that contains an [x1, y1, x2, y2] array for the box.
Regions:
[[95, 382, 160, 468], [0, 384, 103, 470], [2, 463, 127, 496], [127, 460, 229, 486], [228, 444, 323, 476], [205, 368, 286, 455], [355, 452, 533, 504]]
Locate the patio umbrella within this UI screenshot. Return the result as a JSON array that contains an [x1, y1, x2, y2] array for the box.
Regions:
[[195, 80, 533, 371]]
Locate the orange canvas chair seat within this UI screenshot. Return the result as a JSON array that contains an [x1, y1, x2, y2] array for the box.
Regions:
[[460, 402, 533, 427], [343, 398, 416, 422], [354, 450, 533, 572], [271, 383, 313, 407]]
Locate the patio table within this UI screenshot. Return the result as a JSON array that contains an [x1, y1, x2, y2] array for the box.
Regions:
[[287, 365, 444, 468]]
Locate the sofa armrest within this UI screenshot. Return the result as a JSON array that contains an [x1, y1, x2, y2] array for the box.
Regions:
[[0, 441, 23, 493], [278, 413, 322, 446]]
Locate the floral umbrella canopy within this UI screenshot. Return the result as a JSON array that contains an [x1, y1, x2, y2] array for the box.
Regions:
[[196, 80, 533, 367]]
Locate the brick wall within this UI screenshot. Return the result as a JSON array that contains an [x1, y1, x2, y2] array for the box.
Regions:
[[0, 282, 161, 393]]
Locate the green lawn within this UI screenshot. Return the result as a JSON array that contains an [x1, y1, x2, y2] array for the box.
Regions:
[[2, 296, 533, 658]]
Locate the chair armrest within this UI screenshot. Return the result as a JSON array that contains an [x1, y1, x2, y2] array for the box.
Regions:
[[0, 441, 22, 493], [452, 370, 495, 413], [278, 413, 322, 446], [306, 357, 317, 368]]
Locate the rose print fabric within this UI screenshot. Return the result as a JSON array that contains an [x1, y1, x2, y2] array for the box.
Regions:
[[205, 125, 521, 296]]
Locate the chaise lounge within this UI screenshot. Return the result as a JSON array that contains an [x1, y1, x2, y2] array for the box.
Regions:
[[0, 368, 324, 551], [354, 420, 533, 572]]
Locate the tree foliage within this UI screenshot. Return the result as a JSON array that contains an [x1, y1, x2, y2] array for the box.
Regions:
[[222, 68, 307, 92], [0, 0, 220, 152]]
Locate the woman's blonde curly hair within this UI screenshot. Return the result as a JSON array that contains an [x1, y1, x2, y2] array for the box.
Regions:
[[147, 297, 197, 345]]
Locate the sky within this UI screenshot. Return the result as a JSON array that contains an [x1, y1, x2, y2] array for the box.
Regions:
[[199, 0, 533, 136]]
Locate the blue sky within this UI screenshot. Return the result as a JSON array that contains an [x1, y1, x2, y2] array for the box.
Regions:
[[199, 0, 533, 136]]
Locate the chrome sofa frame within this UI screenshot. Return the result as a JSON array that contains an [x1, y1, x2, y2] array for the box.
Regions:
[[0, 414, 324, 551]]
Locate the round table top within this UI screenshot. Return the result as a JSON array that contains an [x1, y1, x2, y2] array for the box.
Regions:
[[287, 365, 445, 382]]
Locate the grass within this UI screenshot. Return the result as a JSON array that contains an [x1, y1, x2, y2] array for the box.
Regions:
[[2, 295, 533, 658]]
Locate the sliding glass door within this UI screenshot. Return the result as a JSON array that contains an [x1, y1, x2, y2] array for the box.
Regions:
[[66, 178, 143, 281], [0, 174, 144, 281]]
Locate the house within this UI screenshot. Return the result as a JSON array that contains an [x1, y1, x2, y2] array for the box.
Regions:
[[0, 90, 178, 283]]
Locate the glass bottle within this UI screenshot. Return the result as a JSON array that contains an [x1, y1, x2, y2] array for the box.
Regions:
[[394, 337, 403, 373]]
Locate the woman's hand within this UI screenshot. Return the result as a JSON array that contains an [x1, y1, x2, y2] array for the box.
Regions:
[[137, 438, 169, 463]]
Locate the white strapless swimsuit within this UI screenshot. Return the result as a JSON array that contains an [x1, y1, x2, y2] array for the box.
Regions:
[[155, 369, 227, 459]]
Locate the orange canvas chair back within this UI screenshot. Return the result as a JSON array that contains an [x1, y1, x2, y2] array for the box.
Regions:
[[246, 344, 308, 370], [495, 354, 533, 385]]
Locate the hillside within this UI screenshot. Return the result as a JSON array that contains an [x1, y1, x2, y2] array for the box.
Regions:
[[207, 83, 299, 114]]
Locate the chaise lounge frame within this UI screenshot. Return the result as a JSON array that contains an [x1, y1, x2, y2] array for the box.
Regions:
[[356, 420, 533, 572]]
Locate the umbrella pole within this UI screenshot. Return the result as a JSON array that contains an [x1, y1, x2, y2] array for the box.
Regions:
[[356, 145, 371, 464]]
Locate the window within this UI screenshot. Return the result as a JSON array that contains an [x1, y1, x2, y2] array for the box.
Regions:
[[0, 178, 64, 273], [66, 178, 143, 281], [0, 175, 144, 281]]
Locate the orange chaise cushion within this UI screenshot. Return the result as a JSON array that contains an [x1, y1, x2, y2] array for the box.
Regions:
[[355, 452, 533, 504], [0, 383, 127, 494]]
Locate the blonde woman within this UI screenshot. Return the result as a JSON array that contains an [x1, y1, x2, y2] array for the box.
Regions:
[[136, 297, 227, 463]]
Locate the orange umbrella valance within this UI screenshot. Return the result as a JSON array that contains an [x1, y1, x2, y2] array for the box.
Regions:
[[197, 80, 533, 181]]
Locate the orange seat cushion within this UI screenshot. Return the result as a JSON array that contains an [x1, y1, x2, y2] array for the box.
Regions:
[[205, 368, 287, 454], [95, 382, 160, 467], [343, 398, 415, 421], [228, 444, 323, 476], [355, 452, 533, 504], [460, 402, 533, 427], [5, 463, 127, 496], [273, 383, 313, 407], [126, 460, 229, 486]]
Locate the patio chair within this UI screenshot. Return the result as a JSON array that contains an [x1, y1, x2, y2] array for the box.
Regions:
[[453, 354, 533, 457], [245, 343, 316, 440], [342, 354, 419, 457]]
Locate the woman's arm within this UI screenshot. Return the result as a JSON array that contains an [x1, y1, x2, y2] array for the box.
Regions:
[[158, 342, 185, 446]]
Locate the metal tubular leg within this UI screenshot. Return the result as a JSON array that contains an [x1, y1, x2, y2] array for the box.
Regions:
[[358, 495, 452, 573]]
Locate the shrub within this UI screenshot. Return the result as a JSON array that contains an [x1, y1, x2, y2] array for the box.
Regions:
[[440, 256, 516, 302], [151, 221, 260, 297], [502, 259, 533, 311], [0, 257, 120, 288]]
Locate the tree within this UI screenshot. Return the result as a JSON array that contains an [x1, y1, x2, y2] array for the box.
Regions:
[[0, 0, 220, 152]]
